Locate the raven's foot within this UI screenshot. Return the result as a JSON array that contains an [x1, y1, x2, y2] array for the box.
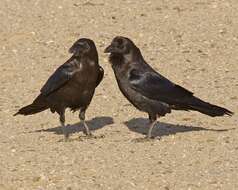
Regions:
[[59, 124, 70, 142], [83, 129, 92, 136]]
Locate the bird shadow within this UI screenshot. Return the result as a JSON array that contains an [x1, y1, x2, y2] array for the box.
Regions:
[[32, 116, 114, 135], [124, 117, 234, 138]]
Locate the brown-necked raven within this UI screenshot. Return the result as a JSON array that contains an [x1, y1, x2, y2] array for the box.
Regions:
[[104, 36, 233, 139], [14, 38, 104, 140]]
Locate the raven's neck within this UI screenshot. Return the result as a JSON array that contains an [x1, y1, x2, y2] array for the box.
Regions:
[[87, 50, 99, 64], [110, 47, 144, 68]]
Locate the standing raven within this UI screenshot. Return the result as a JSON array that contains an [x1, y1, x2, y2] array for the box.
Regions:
[[104, 36, 233, 139], [14, 38, 104, 140]]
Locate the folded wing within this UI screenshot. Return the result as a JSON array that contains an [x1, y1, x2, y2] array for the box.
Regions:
[[40, 61, 77, 96], [129, 68, 193, 105]]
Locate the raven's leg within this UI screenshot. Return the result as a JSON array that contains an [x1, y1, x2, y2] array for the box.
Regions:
[[59, 109, 69, 140], [79, 109, 92, 136], [132, 114, 158, 142], [147, 114, 157, 138]]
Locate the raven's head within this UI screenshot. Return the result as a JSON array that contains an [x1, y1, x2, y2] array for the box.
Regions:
[[104, 36, 137, 55], [104, 36, 143, 65], [69, 38, 97, 57]]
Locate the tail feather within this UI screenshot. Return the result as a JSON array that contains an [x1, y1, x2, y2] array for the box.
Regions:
[[14, 94, 48, 116], [14, 104, 48, 116], [187, 97, 233, 117]]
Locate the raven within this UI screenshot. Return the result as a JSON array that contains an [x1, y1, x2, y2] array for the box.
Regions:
[[104, 36, 233, 139], [15, 38, 104, 140]]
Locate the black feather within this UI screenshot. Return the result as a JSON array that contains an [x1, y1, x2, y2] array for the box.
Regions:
[[105, 36, 233, 121], [15, 38, 104, 122]]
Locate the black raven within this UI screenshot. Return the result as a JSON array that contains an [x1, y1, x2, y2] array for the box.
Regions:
[[104, 36, 233, 139], [14, 38, 104, 140]]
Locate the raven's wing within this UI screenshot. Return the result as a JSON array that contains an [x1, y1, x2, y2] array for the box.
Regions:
[[40, 61, 77, 96], [129, 68, 193, 104], [96, 66, 104, 87]]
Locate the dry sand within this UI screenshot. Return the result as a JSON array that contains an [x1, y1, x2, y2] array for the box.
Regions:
[[0, 0, 238, 189]]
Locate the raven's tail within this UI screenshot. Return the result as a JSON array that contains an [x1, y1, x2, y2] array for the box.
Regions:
[[187, 96, 233, 117], [14, 94, 49, 116]]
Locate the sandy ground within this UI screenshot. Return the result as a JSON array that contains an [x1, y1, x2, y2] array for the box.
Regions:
[[0, 0, 238, 189]]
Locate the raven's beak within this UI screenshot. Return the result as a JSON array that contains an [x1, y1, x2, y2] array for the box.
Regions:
[[104, 44, 114, 53], [68, 46, 74, 54]]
